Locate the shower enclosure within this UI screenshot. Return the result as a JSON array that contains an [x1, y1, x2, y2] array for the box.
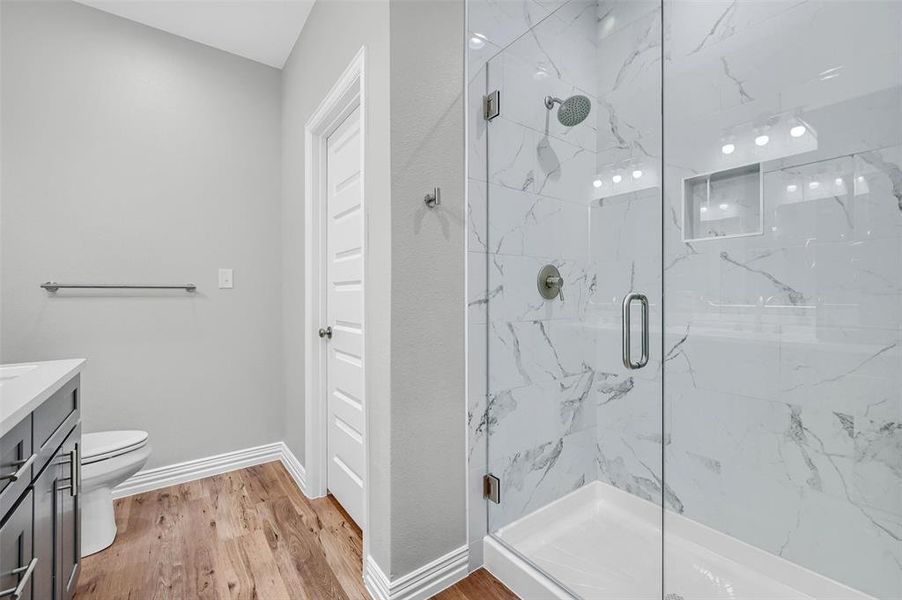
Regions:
[[469, 0, 902, 597]]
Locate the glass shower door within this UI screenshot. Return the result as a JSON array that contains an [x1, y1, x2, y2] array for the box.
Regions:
[[482, 1, 665, 597], [662, 1, 902, 599]]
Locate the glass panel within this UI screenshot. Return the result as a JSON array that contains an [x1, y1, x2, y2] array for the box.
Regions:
[[663, 1, 902, 599], [483, 1, 664, 597]]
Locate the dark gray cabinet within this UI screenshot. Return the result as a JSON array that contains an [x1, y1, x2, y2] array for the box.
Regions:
[[0, 375, 81, 600], [57, 427, 81, 600], [32, 425, 81, 600], [0, 491, 35, 600]]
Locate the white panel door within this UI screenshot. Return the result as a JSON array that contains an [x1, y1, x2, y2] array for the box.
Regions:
[[325, 105, 365, 528]]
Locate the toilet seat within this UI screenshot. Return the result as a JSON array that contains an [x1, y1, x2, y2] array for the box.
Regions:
[[82, 430, 149, 465]]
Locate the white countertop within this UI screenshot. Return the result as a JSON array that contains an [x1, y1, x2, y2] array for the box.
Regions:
[[0, 359, 85, 437]]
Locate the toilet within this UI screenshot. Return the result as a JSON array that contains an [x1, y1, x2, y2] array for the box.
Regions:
[[80, 430, 151, 556]]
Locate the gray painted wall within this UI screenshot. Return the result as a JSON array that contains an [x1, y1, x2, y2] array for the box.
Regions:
[[0, 1, 284, 469], [388, 0, 467, 576], [279, 0, 394, 572]]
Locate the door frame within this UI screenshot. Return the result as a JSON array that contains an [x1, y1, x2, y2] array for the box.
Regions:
[[304, 46, 368, 528]]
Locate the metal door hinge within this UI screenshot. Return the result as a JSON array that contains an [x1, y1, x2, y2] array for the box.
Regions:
[[484, 90, 500, 121], [483, 473, 501, 504]]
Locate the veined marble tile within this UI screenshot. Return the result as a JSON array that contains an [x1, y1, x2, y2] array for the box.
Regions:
[[468, 0, 557, 51], [467, 179, 488, 253], [842, 397, 902, 518], [468, 321, 489, 463], [665, 0, 810, 60], [468, 250, 490, 327], [488, 115, 537, 192], [489, 428, 597, 530], [488, 317, 595, 393], [595, 6, 661, 101], [489, 370, 597, 463], [495, 0, 598, 96], [778, 336, 902, 414], [597, 0, 659, 41], [589, 188, 662, 263], [780, 486, 902, 599], [487, 184, 591, 259], [665, 328, 781, 402]]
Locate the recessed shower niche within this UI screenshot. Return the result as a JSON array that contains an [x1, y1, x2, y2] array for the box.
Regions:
[[682, 163, 763, 242]]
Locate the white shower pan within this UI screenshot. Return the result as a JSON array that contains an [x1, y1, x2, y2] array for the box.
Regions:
[[484, 481, 873, 600]]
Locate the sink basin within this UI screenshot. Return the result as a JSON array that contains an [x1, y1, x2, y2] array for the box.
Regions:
[[0, 364, 38, 384]]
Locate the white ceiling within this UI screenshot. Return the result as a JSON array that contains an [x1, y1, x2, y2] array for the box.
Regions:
[[74, 0, 315, 69]]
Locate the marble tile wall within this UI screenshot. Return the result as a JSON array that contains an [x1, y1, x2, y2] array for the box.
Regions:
[[662, 1, 902, 597]]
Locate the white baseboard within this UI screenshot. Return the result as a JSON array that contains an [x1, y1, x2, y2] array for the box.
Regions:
[[277, 441, 309, 496], [364, 546, 469, 600], [113, 441, 307, 499]]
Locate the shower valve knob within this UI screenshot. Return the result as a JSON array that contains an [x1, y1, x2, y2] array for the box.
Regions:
[[537, 265, 564, 301]]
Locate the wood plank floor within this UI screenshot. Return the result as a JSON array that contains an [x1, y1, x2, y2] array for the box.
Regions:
[[74, 461, 517, 600]]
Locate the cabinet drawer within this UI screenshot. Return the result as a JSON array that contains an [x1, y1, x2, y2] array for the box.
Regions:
[[33, 375, 79, 471], [0, 417, 33, 518], [0, 490, 35, 600]]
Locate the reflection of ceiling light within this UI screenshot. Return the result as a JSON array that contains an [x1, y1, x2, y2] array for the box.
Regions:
[[790, 125, 806, 137], [593, 179, 602, 188], [809, 181, 820, 190], [468, 34, 486, 50], [721, 143, 735, 155], [700, 206, 708, 213], [835, 178, 844, 185], [755, 135, 770, 146], [819, 66, 842, 80], [787, 184, 798, 192], [632, 169, 643, 179], [612, 174, 622, 183], [533, 67, 548, 80], [719, 203, 729, 210], [857, 176, 865, 182]]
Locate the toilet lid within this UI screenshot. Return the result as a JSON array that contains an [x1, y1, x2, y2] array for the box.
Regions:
[[82, 430, 149, 464]]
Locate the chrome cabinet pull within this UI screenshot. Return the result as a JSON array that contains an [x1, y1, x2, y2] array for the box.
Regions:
[[0, 454, 36, 482], [0, 558, 38, 599], [57, 448, 79, 496], [622, 292, 649, 370], [318, 326, 333, 339], [70, 447, 78, 497]]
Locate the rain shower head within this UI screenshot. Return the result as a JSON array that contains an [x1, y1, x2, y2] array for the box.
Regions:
[[544, 94, 591, 126]]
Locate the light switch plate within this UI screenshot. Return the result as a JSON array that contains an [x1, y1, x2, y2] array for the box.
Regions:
[[218, 268, 234, 289]]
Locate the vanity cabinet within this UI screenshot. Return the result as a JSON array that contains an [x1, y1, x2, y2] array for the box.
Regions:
[[0, 491, 34, 600], [0, 372, 81, 600], [33, 425, 81, 600]]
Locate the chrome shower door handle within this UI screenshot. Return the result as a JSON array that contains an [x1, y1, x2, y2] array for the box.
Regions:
[[622, 292, 649, 370]]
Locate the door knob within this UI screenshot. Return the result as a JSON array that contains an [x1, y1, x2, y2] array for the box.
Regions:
[[318, 326, 333, 339]]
